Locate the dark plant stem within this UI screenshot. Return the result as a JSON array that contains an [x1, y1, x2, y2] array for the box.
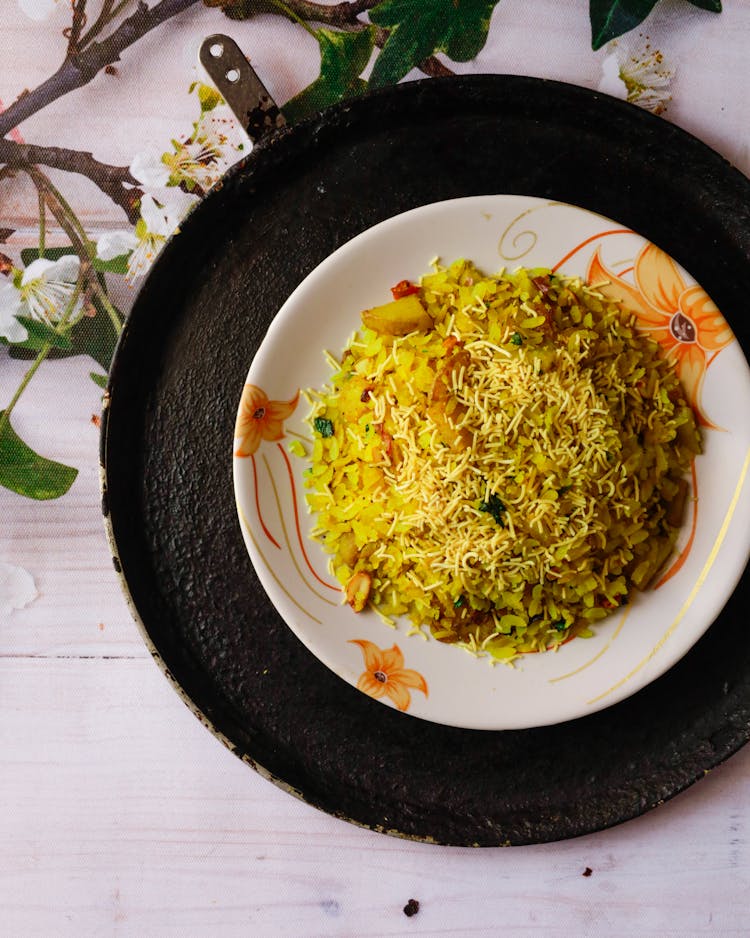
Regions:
[[416, 56, 453, 78], [65, 0, 89, 56], [283, 0, 378, 25], [77, 0, 125, 50], [0, 0, 200, 138], [0, 139, 142, 223]]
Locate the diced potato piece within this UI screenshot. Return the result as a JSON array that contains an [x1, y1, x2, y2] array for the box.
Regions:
[[346, 571, 372, 612], [361, 295, 432, 336], [338, 531, 359, 567]]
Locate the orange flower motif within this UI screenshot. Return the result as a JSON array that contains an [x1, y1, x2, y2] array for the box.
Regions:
[[234, 384, 299, 457], [587, 243, 734, 428], [349, 639, 428, 712]]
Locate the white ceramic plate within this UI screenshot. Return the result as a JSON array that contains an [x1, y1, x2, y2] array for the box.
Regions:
[[232, 195, 750, 730]]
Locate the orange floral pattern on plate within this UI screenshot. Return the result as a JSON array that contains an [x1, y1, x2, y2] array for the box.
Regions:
[[349, 639, 428, 712], [587, 243, 734, 428], [234, 384, 299, 457]]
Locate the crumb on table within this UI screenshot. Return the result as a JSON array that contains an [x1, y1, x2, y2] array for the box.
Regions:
[[403, 898, 420, 917]]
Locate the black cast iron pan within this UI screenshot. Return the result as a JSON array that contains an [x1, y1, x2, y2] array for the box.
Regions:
[[101, 36, 750, 846]]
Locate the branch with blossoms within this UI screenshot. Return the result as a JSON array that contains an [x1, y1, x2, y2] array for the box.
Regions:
[[0, 0, 209, 500], [0, 0, 721, 500]]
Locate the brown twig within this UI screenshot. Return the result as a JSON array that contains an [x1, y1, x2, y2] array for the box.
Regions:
[[276, 0, 378, 26], [0, 0, 200, 138], [77, 0, 132, 51], [64, 0, 89, 56], [415, 55, 453, 78], [0, 138, 142, 223], [76, 0, 116, 49]]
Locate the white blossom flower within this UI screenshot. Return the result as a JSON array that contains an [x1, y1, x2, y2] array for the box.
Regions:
[[129, 128, 245, 196], [161, 135, 224, 191], [96, 229, 138, 262], [160, 108, 248, 191], [128, 194, 180, 278], [97, 194, 181, 283], [21, 255, 82, 319], [0, 254, 82, 341], [599, 52, 629, 102], [599, 44, 674, 115], [18, 0, 60, 21], [130, 150, 172, 189], [0, 282, 27, 342]]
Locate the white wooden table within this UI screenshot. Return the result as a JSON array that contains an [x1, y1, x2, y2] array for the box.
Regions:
[[1, 3, 749, 934]]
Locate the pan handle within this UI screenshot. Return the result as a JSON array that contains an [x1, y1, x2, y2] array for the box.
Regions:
[[199, 34, 287, 144]]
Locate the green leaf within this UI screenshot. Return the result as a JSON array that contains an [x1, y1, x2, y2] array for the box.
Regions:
[[20, 245, 80, 267], [12, 316, 72, 351], [70, 297, 123, 372], [9, 300, 122, 371], [369, 0, 501, 89], [687, 0, 721, 9], [589, 0, 660, 50], [0, 411, 77, 500], [283, 28, 375, 124], [91, 253, 131, 275], [89, 371, 108, 389]]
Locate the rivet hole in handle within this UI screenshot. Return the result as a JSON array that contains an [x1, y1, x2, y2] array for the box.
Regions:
[[199, 34, 286, 144]]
